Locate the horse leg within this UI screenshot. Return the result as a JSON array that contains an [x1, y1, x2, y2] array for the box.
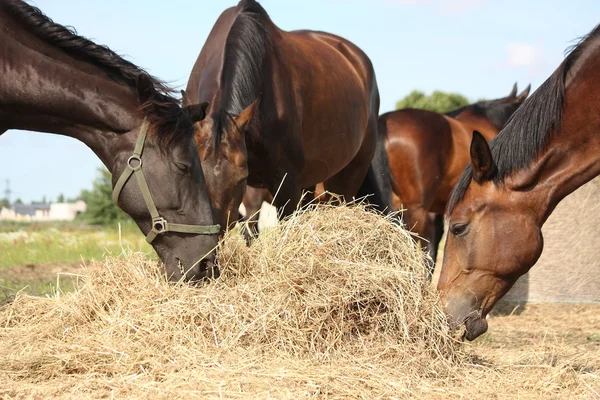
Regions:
[[403, 206, 437, 278], [240, 187, 271, 241], [300, 185, 317, 207], [322, 127, 375, 203], [429, 212, 445, 266], [270, 173, 302, 220]]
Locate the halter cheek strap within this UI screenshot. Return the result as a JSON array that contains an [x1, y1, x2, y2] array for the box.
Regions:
[[112, 119, 221, 244]]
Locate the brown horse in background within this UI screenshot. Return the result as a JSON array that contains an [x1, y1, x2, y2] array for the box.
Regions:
[[381, 84, 530, 271], [241, 85, 530, 240], [439, 24, 600, 340], [184, 0, 385, 233]]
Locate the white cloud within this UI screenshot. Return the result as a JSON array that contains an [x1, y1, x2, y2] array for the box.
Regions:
[[506, 42, 538, 68]]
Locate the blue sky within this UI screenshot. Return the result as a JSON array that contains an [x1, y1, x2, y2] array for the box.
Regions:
[[0, 0, 598, 203]]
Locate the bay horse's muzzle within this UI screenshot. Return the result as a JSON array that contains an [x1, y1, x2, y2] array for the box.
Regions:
[[444, 293, 489, 341], [464, 315, 489, 341]]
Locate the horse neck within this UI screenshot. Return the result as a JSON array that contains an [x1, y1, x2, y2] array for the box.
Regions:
[[456, 100, 519, 134], [455, 111, 499, 140], [0, 18, 140, 167], [508, 67, 600, 225]]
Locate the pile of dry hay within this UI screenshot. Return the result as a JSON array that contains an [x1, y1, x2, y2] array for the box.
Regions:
[[0, 205, 463, 398]]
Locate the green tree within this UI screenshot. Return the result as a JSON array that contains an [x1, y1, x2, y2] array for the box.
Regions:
[[14, 198, 23, 205], [396, 90, 470, 113], [78, 168, 130, 225], [57, 193, 65, 203], [0, 198, 9, 208]]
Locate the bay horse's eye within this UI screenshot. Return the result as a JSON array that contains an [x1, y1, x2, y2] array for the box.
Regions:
[[174, 162, 190, 174], [451, 223, 468, 236]]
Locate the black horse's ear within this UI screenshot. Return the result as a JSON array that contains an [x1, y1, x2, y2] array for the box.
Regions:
[[135, 74, 156, 105], [470, 131, 496, 183], [508, 82, 518, 98], [516, 84, 531, 102], [184, 102, 209, 123]]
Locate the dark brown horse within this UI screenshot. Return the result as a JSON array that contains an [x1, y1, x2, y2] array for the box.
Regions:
[[0, 0, 219, 281], [439, 24, 600, 340], [380, 84, 530, 271], [184, 0, 383, 232]]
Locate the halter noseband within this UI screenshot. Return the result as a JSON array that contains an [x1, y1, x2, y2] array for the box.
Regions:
[[112, 119, 221, 244]]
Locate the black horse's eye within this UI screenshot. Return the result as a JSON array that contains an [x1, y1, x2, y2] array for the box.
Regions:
[[451, 223, 468, 236], [174, 162, 190, 174]]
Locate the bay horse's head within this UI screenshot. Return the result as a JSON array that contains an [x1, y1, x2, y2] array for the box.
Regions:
[[438, 131, 543, 340], [184, 91, 257, 232], [112, 75, 220, 282]]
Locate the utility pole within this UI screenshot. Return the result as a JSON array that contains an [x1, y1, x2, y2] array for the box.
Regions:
[[4, 179, 11, 205]]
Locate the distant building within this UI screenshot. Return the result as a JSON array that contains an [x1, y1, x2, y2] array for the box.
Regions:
[[0, 201, 86, 221]]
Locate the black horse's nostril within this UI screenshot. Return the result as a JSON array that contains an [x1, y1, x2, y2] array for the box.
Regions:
[[200, 257, 220, 280], [169, 255, 219, 284]]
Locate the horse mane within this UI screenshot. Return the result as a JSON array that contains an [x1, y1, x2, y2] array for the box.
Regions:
[[445, 94, 524, 130], [447, 24, 600, 214], [4, 0, 191, 147], [214, 0, 272, 147]]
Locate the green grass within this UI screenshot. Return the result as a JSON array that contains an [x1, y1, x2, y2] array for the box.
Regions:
[[0, 221, 152, 268], [0, 220, 154, 300]]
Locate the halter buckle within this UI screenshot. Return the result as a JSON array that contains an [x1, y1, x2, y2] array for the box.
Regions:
[[127, 155, 142, 171], [152, 217, 168, 234]]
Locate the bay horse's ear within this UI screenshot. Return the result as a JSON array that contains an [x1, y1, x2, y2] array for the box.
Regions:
[[183, 102, 209, 123], [516, 84, 531, 102], [181, 90, 191, 107], [234, 99, 259, 131], [508, 82, 518, 98], [470, 130, 496, 183], [135, 74, 156, 105]]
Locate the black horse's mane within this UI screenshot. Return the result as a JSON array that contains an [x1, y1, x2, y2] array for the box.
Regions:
[[447, 24, 600, 214], [4, 0, 193, 146]]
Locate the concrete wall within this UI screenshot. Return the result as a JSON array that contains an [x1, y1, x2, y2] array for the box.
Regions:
[[504, 177, 600, 303]]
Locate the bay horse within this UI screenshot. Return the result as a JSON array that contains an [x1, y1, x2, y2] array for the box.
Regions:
[[439, 24, 600, 340], [0, 0, 220, 281], [380, 84, 530, 272], [184, 0, 384, 232]]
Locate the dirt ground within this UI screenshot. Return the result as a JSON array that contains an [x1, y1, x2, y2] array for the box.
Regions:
[[0, 261, 85, 305], [477, 302, 599, 359], [1, 261, 84, 282]]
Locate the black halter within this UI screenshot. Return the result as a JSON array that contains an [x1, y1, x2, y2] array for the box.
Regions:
[[112, 120, 220, 243]]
